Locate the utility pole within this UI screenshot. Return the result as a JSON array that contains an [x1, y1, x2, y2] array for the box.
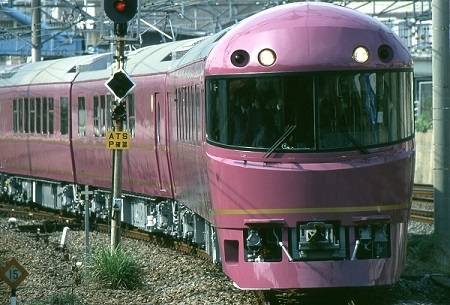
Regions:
[[104, 0, 137, 250], [31, 0, 41, 62], [432, 0, 450, 236]]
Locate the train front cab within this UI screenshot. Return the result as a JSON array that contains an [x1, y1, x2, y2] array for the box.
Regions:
[[205, 70, 415, 289]]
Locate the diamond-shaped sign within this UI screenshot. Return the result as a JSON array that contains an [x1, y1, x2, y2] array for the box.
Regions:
[[105, 69, 136, 101], [0, 258, 28, 289]]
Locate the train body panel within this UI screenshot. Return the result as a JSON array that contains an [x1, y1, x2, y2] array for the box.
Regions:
[[208, 142, 414, 228], [0, 2, 415, 290], [70, 73, 173, 198], [0, 82, 75, 183], [166, 59, 215, 222]]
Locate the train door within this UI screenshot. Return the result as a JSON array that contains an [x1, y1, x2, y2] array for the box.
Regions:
[[154, 92, 173, 196]]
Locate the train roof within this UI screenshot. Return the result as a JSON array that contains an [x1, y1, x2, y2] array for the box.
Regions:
[[74, 38, 206, 82], [170, 29, 230, 69], [205, 2, 412, 75], [0, 37, 211, 87], [0, 53, 112, 87]]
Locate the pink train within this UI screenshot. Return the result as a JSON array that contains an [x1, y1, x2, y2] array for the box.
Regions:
[[0, 3, 414, 289]]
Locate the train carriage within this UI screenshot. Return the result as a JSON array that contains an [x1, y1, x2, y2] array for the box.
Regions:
[[200, 3, 414, 289], [0, 59, 79, 207], [0, 2, 414, 290]]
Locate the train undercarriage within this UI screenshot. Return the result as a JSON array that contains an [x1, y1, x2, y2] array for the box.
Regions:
[[0, 174, 220, 263]]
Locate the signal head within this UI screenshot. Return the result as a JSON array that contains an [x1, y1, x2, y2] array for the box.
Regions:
[[104, 0, 137, 24]]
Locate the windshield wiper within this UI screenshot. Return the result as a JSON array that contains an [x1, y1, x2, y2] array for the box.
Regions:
[[263, 125, 296, 158], [346, 132, 370, 154]]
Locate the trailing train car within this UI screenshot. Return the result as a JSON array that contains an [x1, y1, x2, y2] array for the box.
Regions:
[[0, 2, 414, 290]]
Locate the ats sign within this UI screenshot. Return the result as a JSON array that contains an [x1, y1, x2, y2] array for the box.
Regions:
[[106, 131, 130, 150]]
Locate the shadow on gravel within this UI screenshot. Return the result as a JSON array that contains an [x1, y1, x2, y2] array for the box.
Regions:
[[273, 279, 450, 305], [348, 276, 450, 305]]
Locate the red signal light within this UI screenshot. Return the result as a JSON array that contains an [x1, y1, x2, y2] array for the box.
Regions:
[[105, 0, 137, 24], [114, 0, 126, 12]]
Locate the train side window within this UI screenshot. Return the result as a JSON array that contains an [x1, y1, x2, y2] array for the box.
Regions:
[[175, 89, 180, 141], [61, 97, 69, 135], [94, 95, 108, 137], [94, 96, 100, 137], [154, 94, 160, 144], [42, 98, 48, 134], [107, 95, 113, 132], [127, 94, 135, 138], [30, 98, 35, 133], [78, 97, 86, 137], [195, 85, 200, 145], [188, 86, 193, 143], [18, 98, 23, 133], [36, 98, 41, 133], [24, 98, 29, 133], [100, 95, 106, 137], [48, 98, 54, 135], [13, 99, 18, 133]]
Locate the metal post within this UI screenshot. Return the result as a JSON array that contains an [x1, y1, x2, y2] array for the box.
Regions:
[[84, 186, 89, 264], [432, 0, 450, 236], [111, 34, 125, 251], [10, 288, 16, 305], [31, 0, 41, 62]]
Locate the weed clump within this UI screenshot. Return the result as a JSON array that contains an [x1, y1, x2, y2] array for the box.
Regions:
[[88, 245, 143, 290]]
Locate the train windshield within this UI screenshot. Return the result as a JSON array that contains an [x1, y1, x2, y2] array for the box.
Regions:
[[205, 71, 413, 151]]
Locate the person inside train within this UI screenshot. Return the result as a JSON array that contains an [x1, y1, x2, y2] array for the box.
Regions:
[[252, 89, 283, 147], [228, 84, 263, 146]]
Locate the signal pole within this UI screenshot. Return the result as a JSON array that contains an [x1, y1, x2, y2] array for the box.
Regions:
[[110, 38, 124, 250], [104, 0, 137, 250]]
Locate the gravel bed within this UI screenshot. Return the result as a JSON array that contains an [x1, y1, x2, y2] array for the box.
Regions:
[[1, 214, 448, 305], [0, 217, 255, 305]]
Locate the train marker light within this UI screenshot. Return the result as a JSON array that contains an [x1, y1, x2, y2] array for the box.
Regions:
[[105, 69, 136, 101], [258, 48, 276, 67], [353, 46, 369, 63], [378, 44, 394, 63], [104, 0, 137, 24], [231, 50, 250, 67]]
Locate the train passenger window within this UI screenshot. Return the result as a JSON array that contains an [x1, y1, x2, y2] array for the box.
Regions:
[[18, 98, 23, 133], [78, 97, 86, 137], [61, 97, 69, 135], [126, 94, 135, 138], [100, 95, 106, 137], [12, 99, 18, 133], [48, 98, 54, 135], [30, 98, 35, 133], [195, 85, 201, 144], [205, 70, 413, 152], [94, 95, 107, 137], [42, 98, 48, 134], [94, 96, 100, 137], [36, 98, 41, 133], [24, 98, 29, 133]]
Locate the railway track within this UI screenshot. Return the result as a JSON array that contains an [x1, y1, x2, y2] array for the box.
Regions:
[[411, 184, 434, 224]]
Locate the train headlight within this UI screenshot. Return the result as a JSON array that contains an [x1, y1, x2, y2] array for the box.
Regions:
[[246, 229, 262, 251], [352, 46, 369, 63], [258, 49, 276, 67]]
